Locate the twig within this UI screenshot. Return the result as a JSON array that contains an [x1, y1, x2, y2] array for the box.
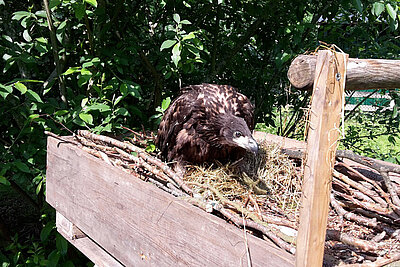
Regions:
[[340, 252, 400, 267], [330, 194, 377, 228], [77, 130, 193, 195], [43, 0, 66, 104], [326, 230, 380, 253], [333, 170, 387, 208]]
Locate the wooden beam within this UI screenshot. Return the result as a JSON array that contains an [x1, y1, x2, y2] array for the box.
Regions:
[[288, 54, 399, 91], [56, 212, 124, 267], [295, 50, 348, 267], [46, 136, 295, 267]]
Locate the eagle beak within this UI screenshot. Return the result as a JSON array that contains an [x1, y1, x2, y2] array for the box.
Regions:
[[234, 136, 259, 154], [248, 137, 259, 154]]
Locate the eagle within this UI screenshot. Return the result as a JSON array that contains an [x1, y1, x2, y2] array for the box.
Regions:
[[155, 83, 258, 168]]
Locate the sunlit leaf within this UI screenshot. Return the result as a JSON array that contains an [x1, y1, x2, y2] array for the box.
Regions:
[[63, 67, 81, 75], [182, 32, 195, 41], [171, 42, 181, 67], [386, 3, 397, 20], [160, 39, 177, 51], [26, 90, 43, 103], [14, 82, 27, 94], [161, 97, 171, 111], [12, 11, 30, 21], [23, 29, 32, 42], [85, 0, 97, 8], [180, 19, 191, 25], [79, 113, 93, 124], [372, 2, 385, 17], [173, 13, 180, 23]]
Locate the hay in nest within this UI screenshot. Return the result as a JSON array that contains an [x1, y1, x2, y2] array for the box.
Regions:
[[184, 142, 302, 218]]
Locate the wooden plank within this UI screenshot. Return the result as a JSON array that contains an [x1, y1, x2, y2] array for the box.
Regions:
[[295, 50, 348, 267], [288, 54, 399, 91], [56, 211, 85, 240], [46, 136, 295, 267], [56, 211, 123, 267], [253, 131, 306, 152]]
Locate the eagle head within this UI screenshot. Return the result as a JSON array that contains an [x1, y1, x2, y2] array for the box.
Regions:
[[212, 113, 258, 154]]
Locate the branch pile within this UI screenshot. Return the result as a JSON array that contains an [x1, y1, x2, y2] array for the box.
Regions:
[[45, 130, 400, 266]]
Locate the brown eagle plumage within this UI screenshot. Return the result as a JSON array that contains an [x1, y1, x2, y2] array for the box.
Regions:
[[156, 84, 258, 165]]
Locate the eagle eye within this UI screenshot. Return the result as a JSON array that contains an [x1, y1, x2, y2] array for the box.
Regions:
[[234, 131, 242, 138]]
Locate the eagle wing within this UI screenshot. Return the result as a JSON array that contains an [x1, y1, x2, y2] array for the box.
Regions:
[[156, 84, 255, 162], [155, 88, 203, 161]]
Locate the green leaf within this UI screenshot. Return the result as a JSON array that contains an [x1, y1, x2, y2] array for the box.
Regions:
[[36, 180, 42, 195], [14, 82, 27, 94], [145, 144, 156, 153], [79, 113, 93, 125], [40, 222, 55, 242], [81, 97, 89, 108], [173, 13, 181, 23], [36, 37, 48, 44], [180, 19, 191, 25], [14, 161, 30, 173], [161, 97, 171, 111], [26, 90, 43, 103], [35, 10, 47, 18], [56, 234, 68, 256], [47, 250, 60, 267], [29, 114, 40, 120], [23, 30, 32, 42], [115, 107, 129, 116], [80, 68, 92, 75], [372, 2, 385, 16], [85, 0, 97, 7], [73, 2, 85, 20], [160, 39, 177, 51], [12, 11, 30, 21], [49, 0, 62, 9], [182, 32, 195, 41], [352, 0, 363, 13], [0, 84, 13, 99], [0, 176, 10, 186], [63, 67, 81, 75], [54, 110, 69, 116], [86, 103, 111, 112], [171, 42, 181, 67], [386, 3, 397, 20]]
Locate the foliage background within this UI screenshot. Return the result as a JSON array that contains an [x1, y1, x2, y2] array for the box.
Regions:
[[1, 0, 400, 265]]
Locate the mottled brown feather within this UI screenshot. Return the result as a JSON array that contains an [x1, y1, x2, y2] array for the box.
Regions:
[[155, 83, 254, 163]]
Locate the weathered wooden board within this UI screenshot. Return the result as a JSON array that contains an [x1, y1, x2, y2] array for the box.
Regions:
[[253, 131, 306, 152], [56, 212, 123, 267], [46, 136, 295, 267], [288, 54, 400, 91], [295, 51, 348, 267]]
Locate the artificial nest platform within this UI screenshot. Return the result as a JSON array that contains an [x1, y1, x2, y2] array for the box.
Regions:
[[46, 130, 400, 266]]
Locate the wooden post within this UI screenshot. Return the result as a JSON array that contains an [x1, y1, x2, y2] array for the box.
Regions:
[[295, 50, 348, 267]]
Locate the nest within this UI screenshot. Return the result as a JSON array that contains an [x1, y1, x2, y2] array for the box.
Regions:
[[46, 130, 400, 266], [184, 142, 302, 218]]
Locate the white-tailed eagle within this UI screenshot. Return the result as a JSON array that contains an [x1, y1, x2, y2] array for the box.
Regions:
[[156, 83, 258, 165]]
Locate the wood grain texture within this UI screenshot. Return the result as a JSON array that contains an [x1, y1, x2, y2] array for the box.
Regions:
[[253, 131, 306, 152], [295, 51, 348, 267], [288, 54, 400, 91], [46, 136, 294, 267], [56, 211, 123, 267]]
